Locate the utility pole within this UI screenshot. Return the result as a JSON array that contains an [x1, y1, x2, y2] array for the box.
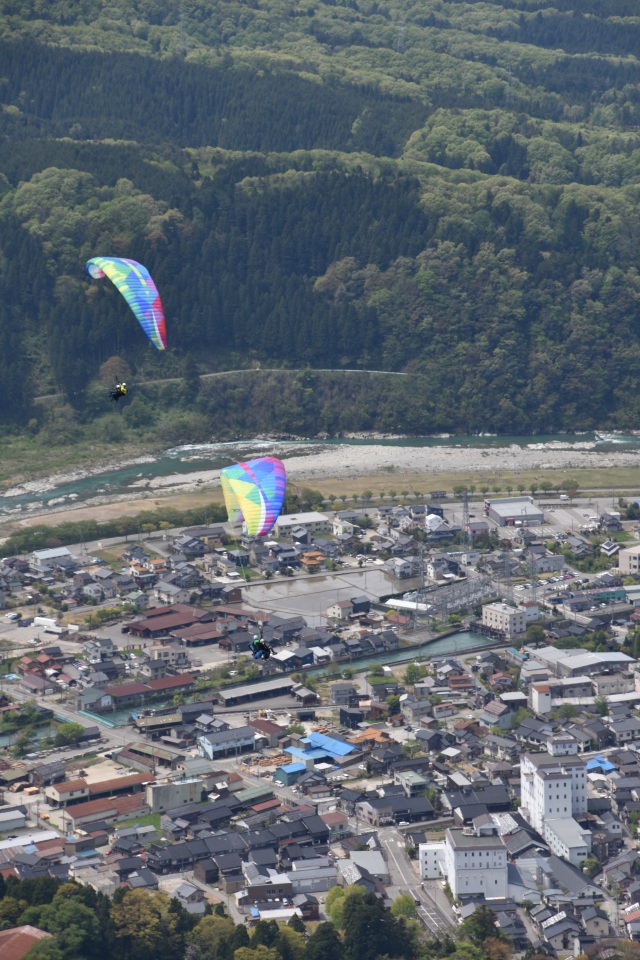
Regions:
[[462, 488, 470, 545], [529, 549, 538, 605], [414, 548, 426, 631], [396, 17, 405, 54]]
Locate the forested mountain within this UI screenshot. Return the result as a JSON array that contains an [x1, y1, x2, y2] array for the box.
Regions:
[[1, 0, 640, 440]]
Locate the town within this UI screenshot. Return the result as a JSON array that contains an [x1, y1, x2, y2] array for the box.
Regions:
[[4, 491, 640, 957]]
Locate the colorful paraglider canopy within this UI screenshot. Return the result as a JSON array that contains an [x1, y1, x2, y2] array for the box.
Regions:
[[220, 457, 286, 538], [86, 257, 167, 350]]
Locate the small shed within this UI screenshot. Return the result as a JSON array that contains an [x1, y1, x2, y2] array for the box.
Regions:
[[273, 762, 307, 787]]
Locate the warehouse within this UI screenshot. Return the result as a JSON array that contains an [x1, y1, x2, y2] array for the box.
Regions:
[[483, 496, 544, 527], [218, 677, 295, 706]]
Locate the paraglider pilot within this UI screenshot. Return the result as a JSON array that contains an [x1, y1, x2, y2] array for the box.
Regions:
[[251, 635, 273, 660], [110, 381, 128, 402]]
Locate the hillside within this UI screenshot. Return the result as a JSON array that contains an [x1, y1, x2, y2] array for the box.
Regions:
[[1, 0, 640, 442]]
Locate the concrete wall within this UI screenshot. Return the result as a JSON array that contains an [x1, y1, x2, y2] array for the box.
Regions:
[[145, 778, 204, 813]]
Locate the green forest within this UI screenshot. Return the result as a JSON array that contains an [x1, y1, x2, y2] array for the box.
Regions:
[[2, 0, 640, 447]]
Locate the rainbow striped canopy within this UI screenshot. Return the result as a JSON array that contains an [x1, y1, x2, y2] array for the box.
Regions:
[[220, 457, 286, 537], [86, 256, 167, 350]]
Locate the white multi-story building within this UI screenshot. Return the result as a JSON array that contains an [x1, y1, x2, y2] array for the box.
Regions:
[[618, 544, 640, 575], [546, 734, 579, 757], [482, 602, 527, 639], [520, 752, 587, 835], [419, 841, 445, 879], [544, 818, 592, 867], [441, 829, 508, 900], [273, 512, 331, 537], [529, 683, 552, 715]]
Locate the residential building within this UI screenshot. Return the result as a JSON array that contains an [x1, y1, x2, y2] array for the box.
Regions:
[[327, 600, 353, 621], [618, 544, 640, 575], [197, 726, 255, 760], [546, 734, 579, 757], [274, 512, 331, 537], [0, 925, 53, 959], [330, 681, 358, 705], [482, 602, 527, 639]]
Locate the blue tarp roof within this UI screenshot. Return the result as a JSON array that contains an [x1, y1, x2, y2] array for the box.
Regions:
[[304, 731, 354, 756], [286, 746, 327, 761], [285, 731, 355, 763], [586, 755, 616, 773], [277, 762, 307, 774]]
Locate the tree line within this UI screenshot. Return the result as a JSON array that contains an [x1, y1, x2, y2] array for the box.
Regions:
[[0, 872, 525, 960]]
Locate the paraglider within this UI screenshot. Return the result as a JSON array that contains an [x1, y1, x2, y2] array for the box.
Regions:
[[220, 456, 286, 538], [110, 381, 128, 402], [251, 635, 273, 660], [86, 257, 167, 350]]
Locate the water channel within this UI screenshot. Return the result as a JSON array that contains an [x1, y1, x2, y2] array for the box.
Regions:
[[78, 629, 500, 728]]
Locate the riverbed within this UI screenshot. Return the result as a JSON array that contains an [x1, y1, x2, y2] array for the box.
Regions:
[[1, 431, 639, 521]]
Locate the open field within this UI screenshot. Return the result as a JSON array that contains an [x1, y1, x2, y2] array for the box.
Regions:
[[2, 463, 638, 536], [291, 465, 640, 500], [1, 488, 225, 534]]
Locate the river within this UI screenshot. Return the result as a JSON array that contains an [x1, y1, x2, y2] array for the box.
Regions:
[[0, 431, 637, 519]]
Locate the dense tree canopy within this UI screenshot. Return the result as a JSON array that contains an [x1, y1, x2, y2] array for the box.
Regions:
[[1, 0, 640, 444]]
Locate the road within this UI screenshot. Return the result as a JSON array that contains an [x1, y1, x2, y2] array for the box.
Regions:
[[33, 367, 414, 404], [375, 826, 455, 932]]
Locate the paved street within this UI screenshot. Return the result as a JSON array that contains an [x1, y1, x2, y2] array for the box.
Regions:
[[375, 826, 455, 932]]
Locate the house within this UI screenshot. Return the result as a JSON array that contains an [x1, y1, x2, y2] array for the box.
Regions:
[[250, 719, 286, 749], [298, 551, 325, 573], [600, 540, 620, 558], [83, 636, 116, 662], [197, 726, 255, 760], [172, 535, 206, 557], [484, 735, 519, 763], [20, 674, 56, 696], [153, 581, 194, 605], [327, 600, 353, 621], [354, 794, 434, 826], [30, 547, 73, 574], [478, 700, 512, 730], [0, 925, 53, 959], [400, 697, 433, 724], [330, 682, 358, 705], [607, 718, 640, 745]]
